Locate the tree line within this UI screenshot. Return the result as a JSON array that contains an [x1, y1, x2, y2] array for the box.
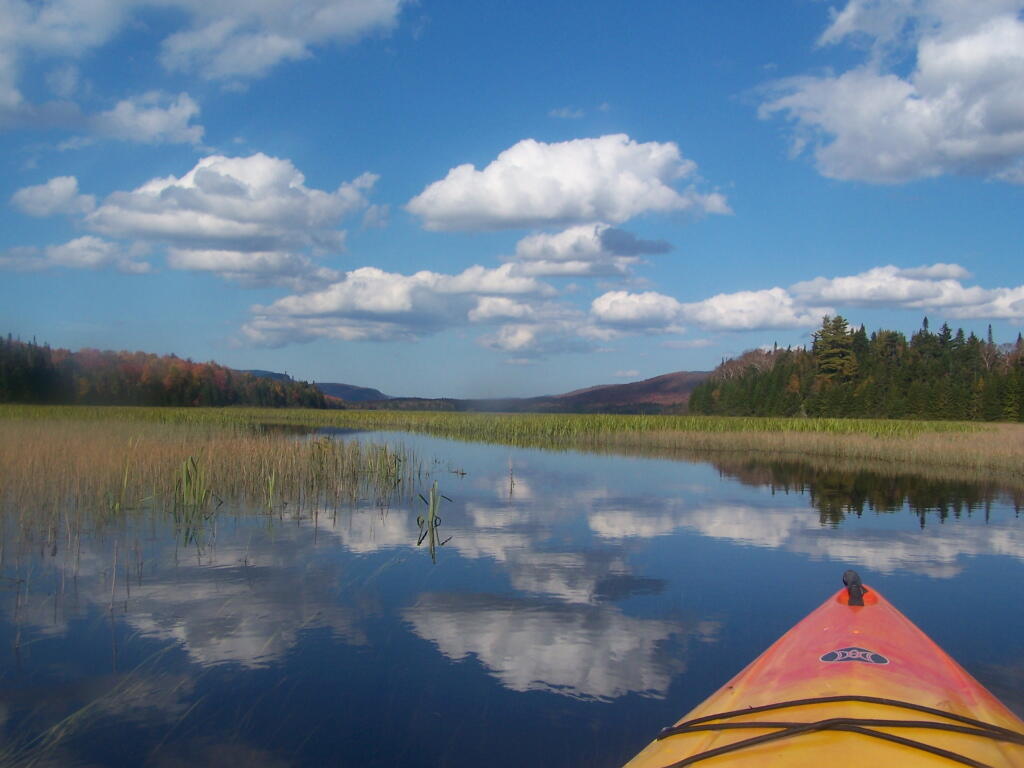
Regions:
[[688, 316, 1024, 421], [0, 336, 329, 408]]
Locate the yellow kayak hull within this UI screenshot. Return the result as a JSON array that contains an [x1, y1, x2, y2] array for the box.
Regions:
[[625, 578, 1024, 767]]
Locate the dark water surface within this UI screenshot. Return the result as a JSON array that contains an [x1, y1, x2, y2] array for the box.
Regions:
[[2, 432, 1023, 766]]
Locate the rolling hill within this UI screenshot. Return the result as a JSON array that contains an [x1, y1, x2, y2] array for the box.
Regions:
[[249, 368, 709, 413]]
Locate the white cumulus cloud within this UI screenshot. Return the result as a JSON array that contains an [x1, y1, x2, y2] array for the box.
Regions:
[[0, 0, 128, 112], [479, 323, 544, 352], [946, 286, 1024, 320], [166, 248, 340, 291], [0, 4, 208, 142], [243, 264, 551, 346], [0, 0, 404, 121], [88, 154, 373, 251], [475, 309, 604, 357], [81, 153, 375, 286], [681, 287, 829, 331], [791, 265, 990, 308], [793, 263, 1024, 320], [590, 286, 830, 335], [407, 134, 730, 231], [7, 154, 378, 285], [762, 1, 1024, 183], [590, 290, 685, 329], [0, 236, 150, 273], [467, 296, 535, 323], [585, 260, 1024, 340], [160, 0, 404, 81], [11, 176, 95, 216], [88, 91, 204, 144], [509, 223, 670, 278]]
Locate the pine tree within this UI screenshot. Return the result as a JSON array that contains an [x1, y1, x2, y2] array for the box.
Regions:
[[812, 315, 856, 385]]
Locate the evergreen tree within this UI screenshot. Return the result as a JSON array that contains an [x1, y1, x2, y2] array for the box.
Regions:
[[687, 317, 1021, 423], [812, 315, 857, 387]]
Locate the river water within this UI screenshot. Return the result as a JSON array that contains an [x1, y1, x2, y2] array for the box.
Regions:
[[2, 431, 1022, 766]]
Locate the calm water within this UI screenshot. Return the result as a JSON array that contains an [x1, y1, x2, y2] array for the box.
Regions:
[[2, 432, 1023, 767]]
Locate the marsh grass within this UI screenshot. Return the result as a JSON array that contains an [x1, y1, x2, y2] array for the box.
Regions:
[[2, 404, 1022, 495], [0, 404, 981, 438], [0, 415, 417, 545], [172, 456, 219, 547], [309, 411, 1023, 490], [583, 423, 1024, 490]]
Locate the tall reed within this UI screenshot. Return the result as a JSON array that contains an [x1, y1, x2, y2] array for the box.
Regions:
[[0, 416, 417, 541], [2, 404, 1021, 490]]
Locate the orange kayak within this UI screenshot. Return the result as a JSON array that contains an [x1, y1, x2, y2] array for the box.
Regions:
[[625, 572, 1024, 767]]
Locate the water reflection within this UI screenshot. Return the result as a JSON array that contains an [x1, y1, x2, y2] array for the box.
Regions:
[[121, 552, 370, 668], [709, 457, 1024, 524], [4, 519, 373, 670], [590, 502, 1024, 578], [2, 433, 1023, 767], [404, 593, 715, 701]]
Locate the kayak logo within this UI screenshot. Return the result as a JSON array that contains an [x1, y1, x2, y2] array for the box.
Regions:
[[820, 647, 889, 665]]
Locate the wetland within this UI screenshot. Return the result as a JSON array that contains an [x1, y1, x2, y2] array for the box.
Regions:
[[1, 407, 1022, 766]]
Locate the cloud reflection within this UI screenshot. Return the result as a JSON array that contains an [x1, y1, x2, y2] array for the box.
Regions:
[[3, 521, 371, 670], [404, 592, 713, 701], [588, 503, 1024, 578]]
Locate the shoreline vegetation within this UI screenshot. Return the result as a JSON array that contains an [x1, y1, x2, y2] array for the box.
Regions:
[[691, 315, 1024, 421], [3, 405, 1023, 496], [0, 336, 329, 408], [0, 410, 417, 540]]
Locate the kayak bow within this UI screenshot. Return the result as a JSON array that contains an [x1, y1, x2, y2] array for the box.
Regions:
[[625, 571, 1024, 767]]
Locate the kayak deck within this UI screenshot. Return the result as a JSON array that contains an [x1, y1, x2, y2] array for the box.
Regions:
[[625, 574, 1024, 767]]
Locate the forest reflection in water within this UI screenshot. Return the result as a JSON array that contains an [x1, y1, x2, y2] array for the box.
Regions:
[[1, 431, 1022, 767], [705, 455, 1024, 526]]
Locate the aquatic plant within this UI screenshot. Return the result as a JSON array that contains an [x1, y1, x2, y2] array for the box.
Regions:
[[416, 480, 452, 563], [172, 455, 219, 546]]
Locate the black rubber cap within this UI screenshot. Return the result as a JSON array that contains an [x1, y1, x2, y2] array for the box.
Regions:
[[843, 570, 865, 606]]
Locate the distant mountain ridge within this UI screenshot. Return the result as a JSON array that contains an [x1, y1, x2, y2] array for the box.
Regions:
[[348, 370, 711, 413], [548, 370, 711, 411], [245, 368, 712, 415], [242, 370, 388, 403], [4, 336, 705, 412], [244, 368, 708, 412], [315, 382, 389, 402]]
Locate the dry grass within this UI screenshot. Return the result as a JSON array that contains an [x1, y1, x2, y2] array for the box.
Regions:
[[577, 423, 1024, 488], [1, 405, 1021, 503], [0, 405, 981, 437], [310, 409, 1022, 490], [0, 417, 417, 533]]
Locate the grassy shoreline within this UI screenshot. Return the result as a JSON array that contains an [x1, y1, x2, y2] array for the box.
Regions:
[[0, 413, 418, 534], [0, 403, 985, 435], [2, 404, 1022, 492]]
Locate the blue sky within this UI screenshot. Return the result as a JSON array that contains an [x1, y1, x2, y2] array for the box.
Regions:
[[2, 0, 1023, 398]]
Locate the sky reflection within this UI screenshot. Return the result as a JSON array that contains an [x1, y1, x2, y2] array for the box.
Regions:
[[2, 432, 1022, 766]]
